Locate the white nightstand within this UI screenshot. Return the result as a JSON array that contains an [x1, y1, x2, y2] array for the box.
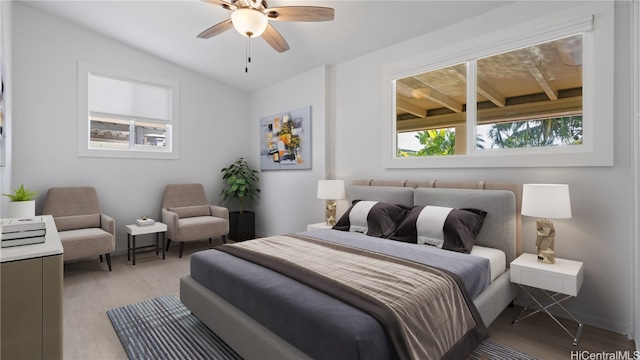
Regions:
[[307, 222, 333, 231], [510, 253, 584, 345]]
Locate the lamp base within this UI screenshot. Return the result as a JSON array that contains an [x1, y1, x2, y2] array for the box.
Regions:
[[537, 248, 556, 264], [535, 219, 556, 264], [325, 200, 337, 226]]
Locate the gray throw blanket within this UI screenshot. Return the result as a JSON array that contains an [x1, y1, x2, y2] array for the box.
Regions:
[[217, 234, 487, 360]]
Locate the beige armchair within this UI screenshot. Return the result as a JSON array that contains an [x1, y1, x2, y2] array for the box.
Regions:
[[42, 186, 115, 271], [162, 183, 229, 258]]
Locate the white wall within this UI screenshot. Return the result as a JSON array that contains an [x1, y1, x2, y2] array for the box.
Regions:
[[633, 0, 640, 349], [332, 1, 635, 336], [249, 66, 328, 236], [0, 1, 13, 218], [11, 3, 250, 251]]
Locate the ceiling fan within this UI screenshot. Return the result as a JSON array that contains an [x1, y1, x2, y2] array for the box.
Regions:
[[197, 0, 335, 53]]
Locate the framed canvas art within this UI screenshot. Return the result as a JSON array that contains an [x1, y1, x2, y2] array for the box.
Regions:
[[260, 106, 311, 170]]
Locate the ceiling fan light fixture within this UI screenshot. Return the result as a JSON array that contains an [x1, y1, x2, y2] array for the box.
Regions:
[[231, 8, 268, 38]]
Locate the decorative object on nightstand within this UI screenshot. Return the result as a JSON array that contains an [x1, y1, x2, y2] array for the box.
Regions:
[[521, 184, 572, 264], [510, 253, 584, 345], [136, 215, 155, 227], [317, 180, 345, 226]]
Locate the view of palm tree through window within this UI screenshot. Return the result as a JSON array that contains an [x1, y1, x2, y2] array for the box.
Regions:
[[396, 34, 583, 157], [398, 115, 582, 156]]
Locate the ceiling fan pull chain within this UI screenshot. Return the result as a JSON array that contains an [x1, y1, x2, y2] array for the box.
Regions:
[[245, 37, 249, 73]]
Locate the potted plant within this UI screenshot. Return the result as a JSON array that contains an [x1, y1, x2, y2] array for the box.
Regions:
[[3, 184, 39, 218], [220, 157, 260, 241]]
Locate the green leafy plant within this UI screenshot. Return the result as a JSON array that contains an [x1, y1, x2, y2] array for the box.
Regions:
[[220, 157, 260, 213], [2, 184, 39, 202]]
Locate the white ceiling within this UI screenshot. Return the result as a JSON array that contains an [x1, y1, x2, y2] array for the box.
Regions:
[[24, 0, 512, 92]]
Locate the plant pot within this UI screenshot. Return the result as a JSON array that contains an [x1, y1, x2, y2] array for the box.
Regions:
[[8, 200, 36, 218], [229, 211, 255, 241]]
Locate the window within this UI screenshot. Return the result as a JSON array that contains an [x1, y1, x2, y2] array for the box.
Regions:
[[78, 63, 179, 159], [384, 3, 614, 168], [396, 35, 584, 156]]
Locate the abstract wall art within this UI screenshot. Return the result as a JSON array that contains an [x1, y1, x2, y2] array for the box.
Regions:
[[260, 106, 311, 171]]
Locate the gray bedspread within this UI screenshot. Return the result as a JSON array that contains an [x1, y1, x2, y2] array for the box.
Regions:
[[190, 229, 491, 360], [302, 229, 491, 298]]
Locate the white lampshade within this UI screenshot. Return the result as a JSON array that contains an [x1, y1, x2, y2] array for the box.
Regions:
[[317, 180, 345, 200], [521, 184, 572, 219], [231, 8, 268, 38]]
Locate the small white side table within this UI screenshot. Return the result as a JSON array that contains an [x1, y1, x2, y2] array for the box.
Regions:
[[126, 222, 168, 265], [510, 253, 584, 345], [307, 222, 333, 231]]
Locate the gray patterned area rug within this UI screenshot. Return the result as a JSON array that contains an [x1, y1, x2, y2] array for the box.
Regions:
[[107, 294, 539, 360]]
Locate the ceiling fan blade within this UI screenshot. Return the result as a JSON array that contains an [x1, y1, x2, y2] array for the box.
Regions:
[[197, 19, 234, 39], [202, 0, 236, 11], [266, 6, 335, 22], [262, 24, 290, 53]]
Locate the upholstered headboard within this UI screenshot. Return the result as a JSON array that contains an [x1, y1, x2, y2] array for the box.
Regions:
[[347, 180, 522, 266]]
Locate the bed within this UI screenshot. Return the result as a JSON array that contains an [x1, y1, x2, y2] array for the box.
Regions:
[[180, 180, 521, 359]]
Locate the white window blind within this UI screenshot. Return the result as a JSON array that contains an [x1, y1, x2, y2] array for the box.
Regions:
[[89, 73, 173, 123]]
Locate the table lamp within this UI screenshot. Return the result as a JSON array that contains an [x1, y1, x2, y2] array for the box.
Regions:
[[521, 184, 572, 264], [317, 180, 345, 226]]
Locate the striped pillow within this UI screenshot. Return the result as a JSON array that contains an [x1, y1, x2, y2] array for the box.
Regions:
[[333, 201, 408, 239], [390, 206, 487, 253]]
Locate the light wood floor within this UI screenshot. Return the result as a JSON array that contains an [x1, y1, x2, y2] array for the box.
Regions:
[[63, 240, 636, 359]]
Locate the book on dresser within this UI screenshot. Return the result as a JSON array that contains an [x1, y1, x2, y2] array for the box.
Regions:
[[1, 216, 47, 247]]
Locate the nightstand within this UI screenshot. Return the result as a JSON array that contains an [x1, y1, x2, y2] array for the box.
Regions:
[[126, 222, 167, 265], [307, 222, 333, 231], [510, 253, 584, 345]]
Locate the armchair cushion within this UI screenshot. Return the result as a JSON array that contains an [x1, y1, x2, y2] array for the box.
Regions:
[[54, 214, 100, 231], [176, 216, 229, 242], [168, 205, 211, 219], [58, 228, 115, 262]]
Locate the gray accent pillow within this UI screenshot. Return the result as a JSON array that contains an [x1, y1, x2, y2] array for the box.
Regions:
[[168, 205, 211, 218], [55, 213, 101, 231]]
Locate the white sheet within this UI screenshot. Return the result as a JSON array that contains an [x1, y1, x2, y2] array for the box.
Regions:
[[470, 245, 506, 283]]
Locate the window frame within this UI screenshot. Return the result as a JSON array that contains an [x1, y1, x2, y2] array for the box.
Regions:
[[383, 3, 613, 168], [78, 62, 180, 160]]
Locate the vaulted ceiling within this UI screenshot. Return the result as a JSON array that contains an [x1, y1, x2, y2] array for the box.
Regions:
[[24, 1, 512, 92]]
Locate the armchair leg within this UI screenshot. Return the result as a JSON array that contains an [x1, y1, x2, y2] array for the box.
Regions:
[[105, 254, 112, 271], [166, 239, 172, 252], [209, 238, 212, 244], [100, 255, 103, 263], [222, 235, 227, 244], [179, 242, 184, 258]]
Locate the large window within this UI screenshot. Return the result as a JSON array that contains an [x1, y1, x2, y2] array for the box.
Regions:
[[384, 3, 614, 168], [78, 63, 179, 159], [396, 35, 584, 156]]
